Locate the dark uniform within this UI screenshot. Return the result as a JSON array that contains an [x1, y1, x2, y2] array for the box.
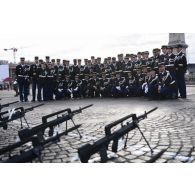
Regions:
[[30, 56, 39, 101], [158, 63, 173, 99], [125, 71, 137, 96], [165, 46, 176, 80], [147, 69, 159, 99], [174, 45, 187, 98], [15, 57, 30, 102]]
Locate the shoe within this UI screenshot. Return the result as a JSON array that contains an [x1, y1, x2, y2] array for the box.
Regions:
[[31, 100, 35, 102]]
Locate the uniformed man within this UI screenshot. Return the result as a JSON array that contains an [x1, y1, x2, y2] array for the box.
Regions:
[[100, 72, 110, 97], [30, 56, 39, 102], [45, 56, 50, 63], [137, 52, 142, 65], [160, 45, 168, 63], [158, 62, 173, 99], [165, 46, 176, 80], [174, 44, 187, 98], [37, 59, 44, 101], [42, 63, 49, 101], [78, 59, 84, 73], [151, 48, 161, 68], [63, 60, 69, 75], [71, 75, 82, 99], [111, 71, 126, 97], [116, 54, 124, 71], [80, 74, 89, 98], [125, 71, 137, 97], [109, 57, 117, 72], [146, 68, 159, 99], [15, 57, 30, 102], [124, 56, 133, 71], [47, 62, 55, 100]]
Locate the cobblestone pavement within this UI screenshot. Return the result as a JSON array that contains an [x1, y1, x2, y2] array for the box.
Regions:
[[1, 86, 195, 163]]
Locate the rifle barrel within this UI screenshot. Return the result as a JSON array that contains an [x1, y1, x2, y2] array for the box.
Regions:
[[137, 107, 158, 121], [0, 101, 19, 109], [24, 103, 44, 112], [72, 104, 93, 114]]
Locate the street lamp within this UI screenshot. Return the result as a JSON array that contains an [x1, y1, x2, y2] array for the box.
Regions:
[[4, 47, 18, 64]]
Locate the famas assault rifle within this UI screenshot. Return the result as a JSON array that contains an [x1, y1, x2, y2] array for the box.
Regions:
[[78, 107, 158, 163], [0, 104, 44, 129], [18, 104, 93, 141]]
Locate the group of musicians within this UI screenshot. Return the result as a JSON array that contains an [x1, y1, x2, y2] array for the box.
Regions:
[[15, 44, 187, 102]]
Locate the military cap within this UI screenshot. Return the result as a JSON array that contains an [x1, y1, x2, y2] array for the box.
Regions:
[[51, 59, 55, 62], [39, 59, 43, 63], [63, 60, 66, 63], [144, 51, 149, 54], [20, 57, 25, 61], [107, 57, 111, 60], [125, 56, 129, 59], [125, 54, 130, 57], [56, 59, 61, 63], [97, 57, 101, 60], [161, 45, 167, 49], [153, 48, 160, 52], [167, 45, 173, 49], [34, 56, 39, 60], [91, 56, 95, 59], [73, 59, 77, 61], [175, 44, 183, 48], [137, 52, 142, 55], [112, 57, 116, 60], [45, 56, 50, 59], [78, 59, 81, 62], [130, 54, 134, 57], [133, 54, 137, 58], [84, 59, 88, 61]]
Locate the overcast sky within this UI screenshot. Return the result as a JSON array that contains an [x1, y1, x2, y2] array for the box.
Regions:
[[0, 0, 195, 63]]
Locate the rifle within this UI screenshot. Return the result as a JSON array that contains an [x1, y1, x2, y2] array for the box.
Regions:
[[0, 104, 44, 129], [0, 101, 18, 111], [19, 104, 93, 140], [78, 107, 158, 163], [1, 125, 81, 163]]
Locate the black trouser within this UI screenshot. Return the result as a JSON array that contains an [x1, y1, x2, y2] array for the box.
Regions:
[[176, 71, 186, 98], [18, 78, 29, 102], [32, 78, 37, 101], [37, 80, 43, 101]]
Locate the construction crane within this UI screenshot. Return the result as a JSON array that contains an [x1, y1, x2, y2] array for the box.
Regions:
[[3, 47, 18, 64]]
